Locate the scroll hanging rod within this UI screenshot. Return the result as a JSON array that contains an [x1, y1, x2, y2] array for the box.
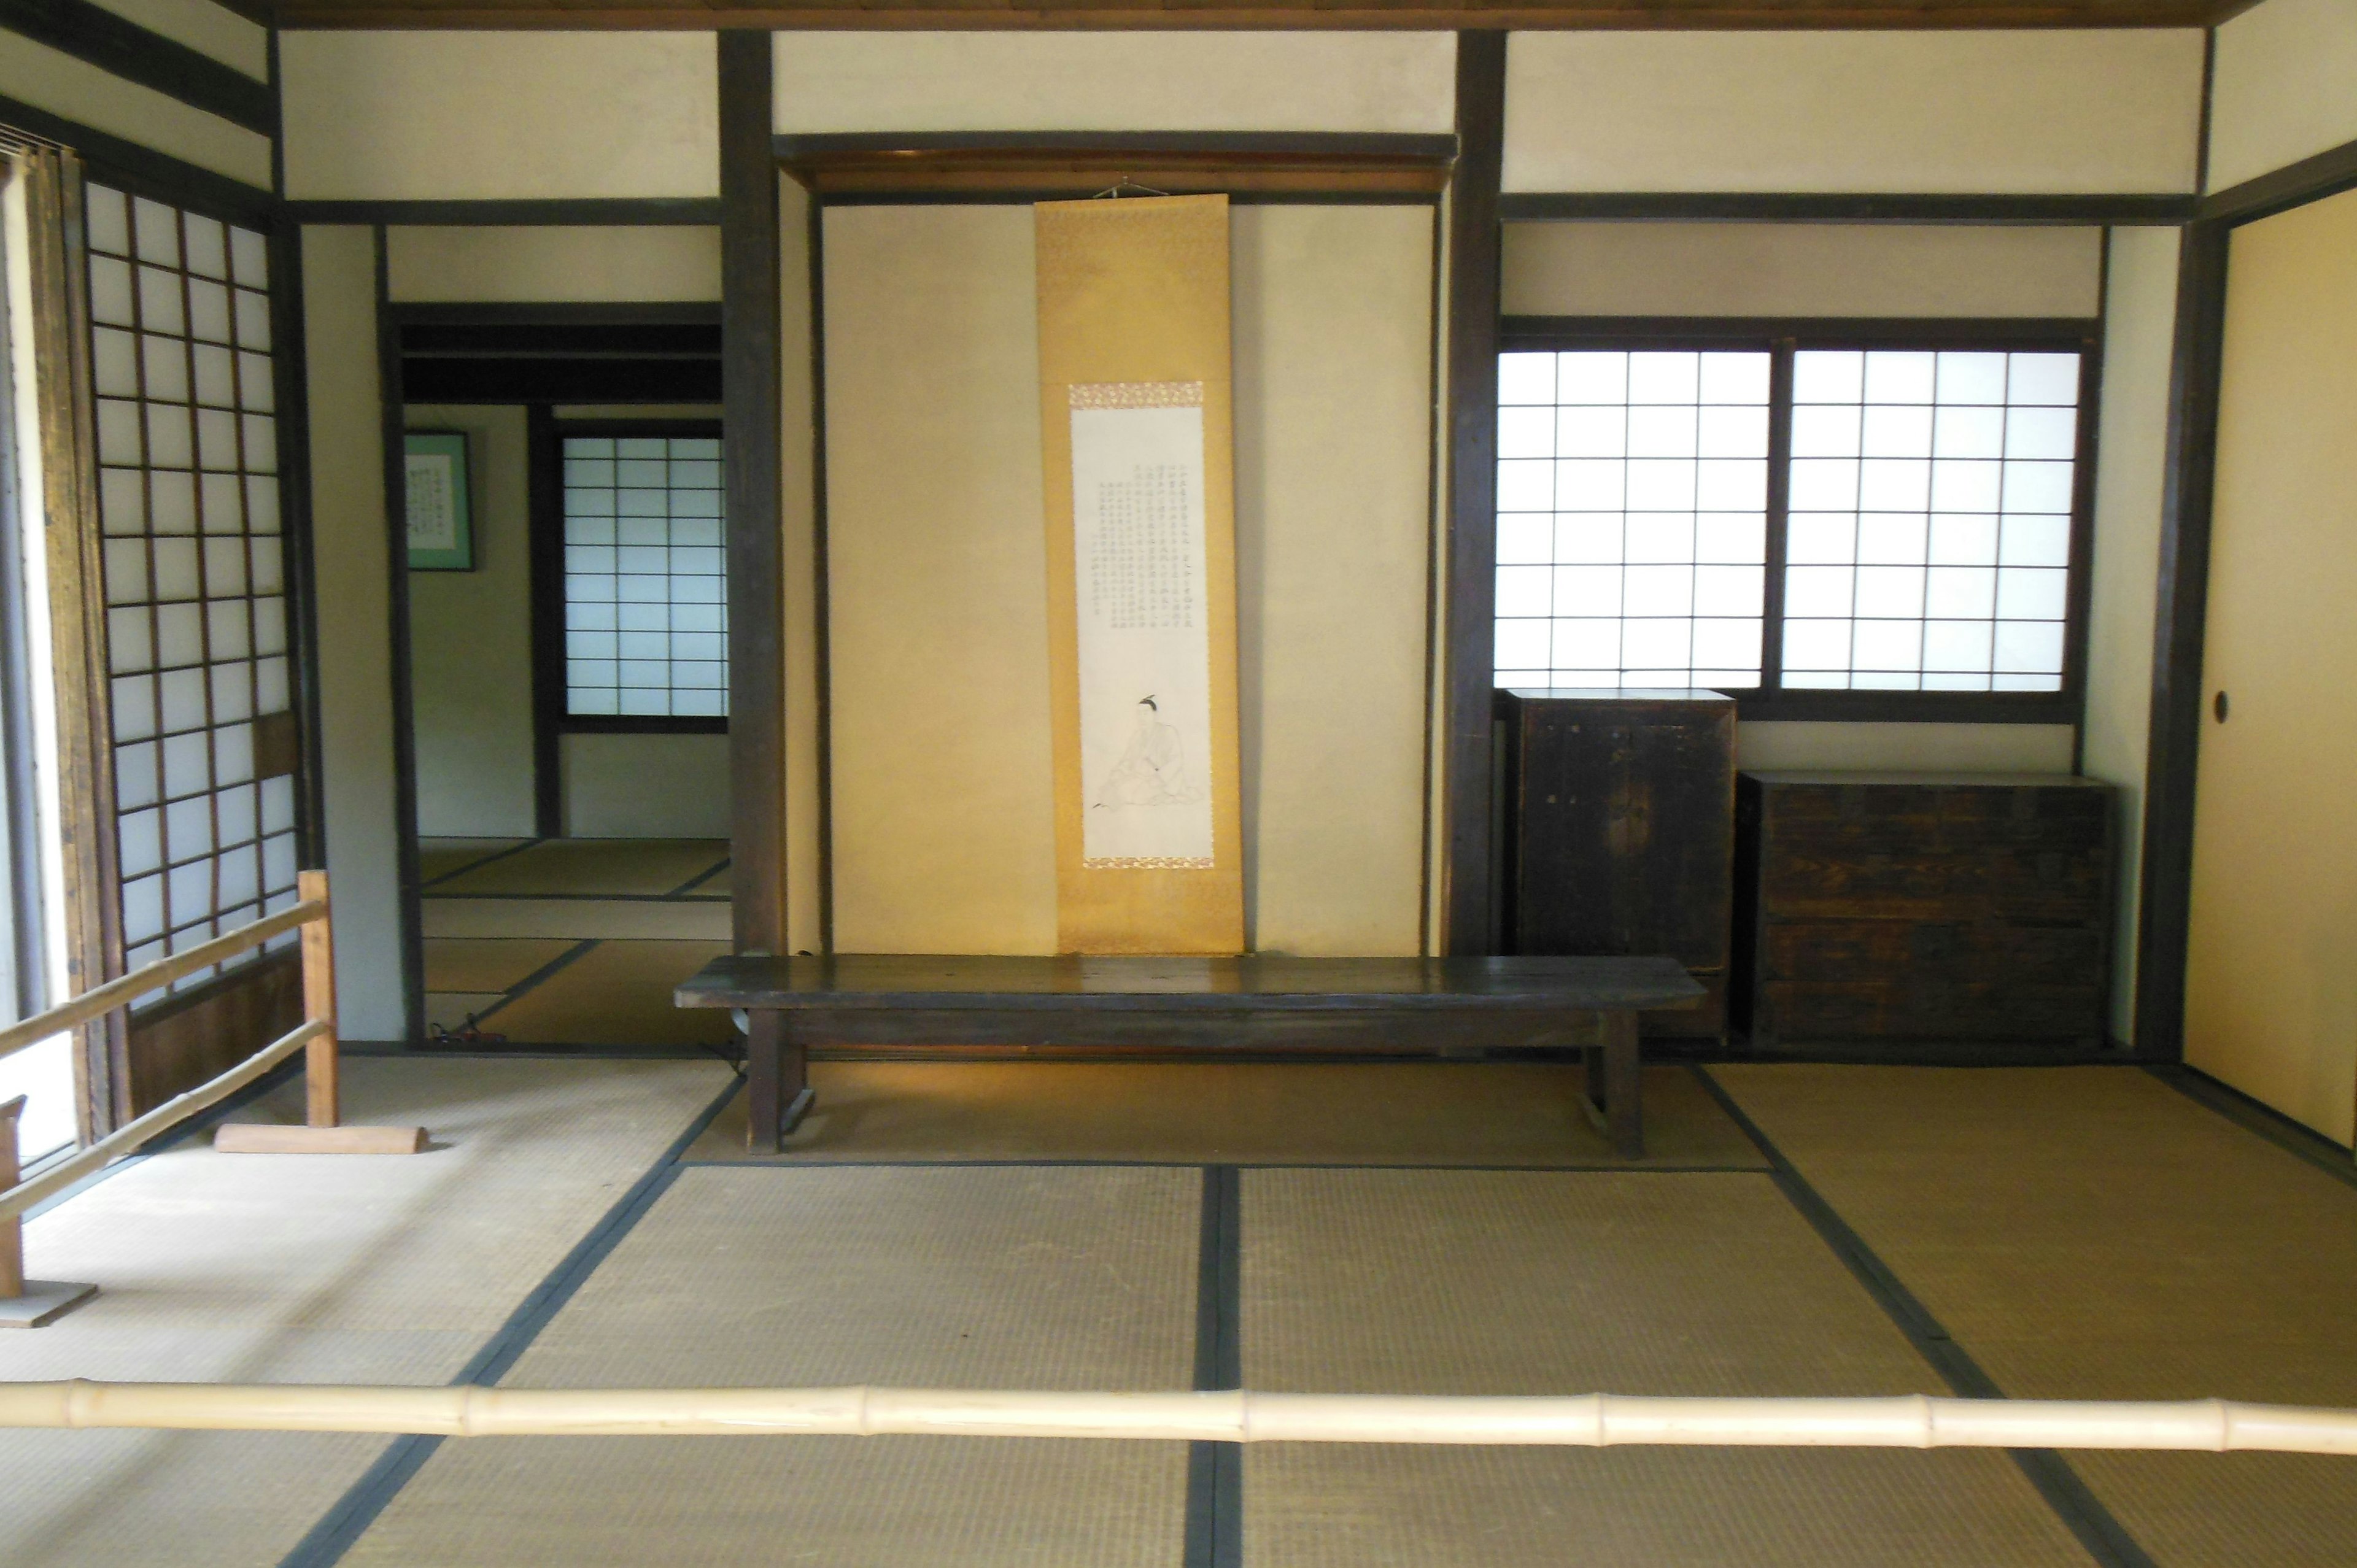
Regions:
[[1091, 176, 1173, 200]]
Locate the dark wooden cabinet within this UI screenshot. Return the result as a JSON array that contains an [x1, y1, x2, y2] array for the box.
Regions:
[[1501, 690, 1736, 1040], [1734, 771, 2112, 1051]]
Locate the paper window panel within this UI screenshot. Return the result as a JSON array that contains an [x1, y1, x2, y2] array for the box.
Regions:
[[85, 183, 298, 996], [1782, 349, 2080, 693], [560, 435, 729, 718], [1495, 349, 1770, 689]]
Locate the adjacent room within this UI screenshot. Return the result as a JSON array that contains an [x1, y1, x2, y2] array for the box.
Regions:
[[2, 6, 2357, 1566]]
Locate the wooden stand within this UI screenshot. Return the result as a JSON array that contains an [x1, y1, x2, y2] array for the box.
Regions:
[[214, 871, 427, 1156], [0, 1097, 98, 1327]]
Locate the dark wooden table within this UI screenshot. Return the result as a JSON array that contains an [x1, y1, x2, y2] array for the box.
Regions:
[[676, 954, 1702, 1158]]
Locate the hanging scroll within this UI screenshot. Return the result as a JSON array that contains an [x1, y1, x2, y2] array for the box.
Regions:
[[1037, 196, 1244, 954]]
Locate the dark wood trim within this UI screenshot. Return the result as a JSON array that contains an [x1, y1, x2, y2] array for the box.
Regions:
[[720, 29, 786, 955], [1442, 29, 1506, 958], [2132, 219, 2229, 1062], [0, 90, 271, 224], [2200, 131, 2357, 226], [525, 403, 563, 837], [1499, 192, 2197, 225], [0, 0, 276, 134], [274, 3, 2223, 27], [1759, 344, 1793, 692], [282, 198, 722, 226], [545, 416, 724, 439], [1729, 692, 2080, 725], [816, 189, 1442, 208], [776, 131, 1458, 159], [1504, 315, 2103, 348], [401, 360, 724, 404], [2062, 296, 2107, 770], [271, 225, 330, 870], [375, 227, 425, 1043], [2194, 25, 2215, 200], [386, 302, 721, 326], [557, 715, 729, 736]]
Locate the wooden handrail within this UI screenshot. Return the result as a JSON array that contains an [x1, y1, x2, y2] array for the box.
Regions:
[[0, 1385, 2351, 1455], [0, 897, 327, 1064]]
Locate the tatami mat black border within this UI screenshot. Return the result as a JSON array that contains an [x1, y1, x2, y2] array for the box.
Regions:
[[1185, 1165, 1245, 1568], [1691, 1066, 2158, 1568], [276, 1073, 744, 1568], [678, 1156, 1768, 1173], [2145, 1064, 2357, 1194], [416, 837, 543, 890]]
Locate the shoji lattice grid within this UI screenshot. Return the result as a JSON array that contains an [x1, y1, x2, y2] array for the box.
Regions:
[[1782, 349, 2080, 692], [1495, 350, 1770, 689], [561, 436, 727, 717], [86, 184, 296, 992]]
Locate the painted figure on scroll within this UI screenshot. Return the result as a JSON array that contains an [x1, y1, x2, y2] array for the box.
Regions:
[[1093, 697, 1202, 809]]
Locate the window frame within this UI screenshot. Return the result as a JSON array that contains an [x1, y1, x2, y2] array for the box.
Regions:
[[1496, 315, 2103, 725], [530, 415, 729, 740]]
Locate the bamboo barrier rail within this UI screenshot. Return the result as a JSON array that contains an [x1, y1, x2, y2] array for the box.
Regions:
[[0, 1384, 2353, 1455], [1, 870, 424, 1327]]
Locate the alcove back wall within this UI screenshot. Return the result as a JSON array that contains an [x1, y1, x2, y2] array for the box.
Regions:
[[821, 203, 1435, 957]]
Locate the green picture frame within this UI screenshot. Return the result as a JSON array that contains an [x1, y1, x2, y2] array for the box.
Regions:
[[404, 430, 473, 571]]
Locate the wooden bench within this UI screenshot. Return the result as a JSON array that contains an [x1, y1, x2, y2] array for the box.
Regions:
[[676, 954, 1701, 1159]]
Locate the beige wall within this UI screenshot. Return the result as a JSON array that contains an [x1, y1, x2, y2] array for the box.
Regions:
[[822, 206, 1059, 955], [772, 32, 1454, 134], [303, 226, 407, 1042], [823, 201, 1437, 955], [386, 228, 722, 304], [0, 29, 269, 187], [2209, 0, 2357, 193], [562, 733, 731, 838], [1503, 31, 2204, 195], [281, 32, 719, 201], [2185, 187, 2357, 1142], [404, 405, 535, 839], [1233, 204, 1433, 956], [1501, 223, 2104, 320], [2080, 228, 2180, 1046]]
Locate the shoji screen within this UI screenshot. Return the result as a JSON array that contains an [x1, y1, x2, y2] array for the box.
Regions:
[[85, 183, 298, 993]]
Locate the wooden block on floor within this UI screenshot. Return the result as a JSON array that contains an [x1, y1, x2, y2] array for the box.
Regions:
[[214, 1124, 429, 1154]]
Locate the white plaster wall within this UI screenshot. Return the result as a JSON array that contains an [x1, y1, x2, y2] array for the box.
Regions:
[[2080, 227, 2179, 1046], [773, 31, 1455, 134], [2208, 0, 2357, 193], [1504, 31, 2205, 195], [386, 227, 722, 304], [281, 32, 719, 201], [0, 29, 269, 187], [85, 0, 266, 79], [303, 226, 407, 1043]]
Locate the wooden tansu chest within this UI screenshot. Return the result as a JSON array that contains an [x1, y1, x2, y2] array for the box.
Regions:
[[1501, 690, 1737, 1040], [1733, 771, 2113, 1051]]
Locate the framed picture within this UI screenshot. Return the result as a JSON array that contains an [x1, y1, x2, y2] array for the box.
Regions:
[[405, 430, 473, 570]]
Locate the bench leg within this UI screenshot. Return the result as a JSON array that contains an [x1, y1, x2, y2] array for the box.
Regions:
[[745, 1012, 813, 1154], [1581, 1010, 1644, 1160]]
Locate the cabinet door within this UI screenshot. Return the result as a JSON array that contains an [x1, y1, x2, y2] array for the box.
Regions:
[[2185, 188, 2357, 1143], [1515, 705, 1732, 967]]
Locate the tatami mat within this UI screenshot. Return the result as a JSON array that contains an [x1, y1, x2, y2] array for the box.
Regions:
[[0, 1057, 731, 1568], [479, 939, 736, 1045], [427, 836, 729, 898], [1713, 1062, 2357, 1567], [422, 935, 584, 993], [1242, 1167, 2089, 1567], [343, 1164, 1199, 1567], [417, 837, 528, 885], [420, 895, 733, 941], [685, 1060, 1767, 1167]]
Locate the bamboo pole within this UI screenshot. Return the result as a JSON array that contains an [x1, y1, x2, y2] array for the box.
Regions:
[[0, 899, 327, 1067], [0, 1384, 2352, 1454], [298, 870, 337, 1130]]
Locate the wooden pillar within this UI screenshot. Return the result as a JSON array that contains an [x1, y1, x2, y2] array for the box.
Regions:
[[1441, 32, 1507, 956], [299, 869, 338, 1129], [1, 1097, 23, 1299], [720, 31, 788, 957]]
